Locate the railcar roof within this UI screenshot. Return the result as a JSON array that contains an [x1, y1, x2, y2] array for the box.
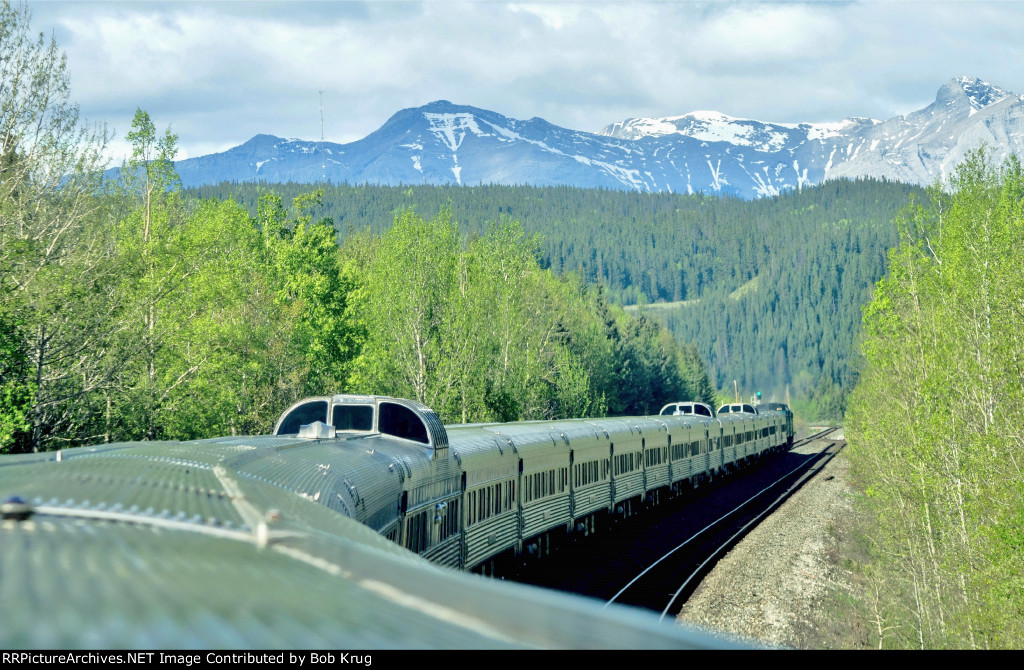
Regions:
[[0, 440, 730, 648]]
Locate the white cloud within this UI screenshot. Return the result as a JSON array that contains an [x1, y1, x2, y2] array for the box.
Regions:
[[689, 4, 844, 64], [25, 0, 1024, 160]]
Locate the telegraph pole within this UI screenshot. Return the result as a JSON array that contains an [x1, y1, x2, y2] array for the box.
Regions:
[[318, 89, 326, 184]]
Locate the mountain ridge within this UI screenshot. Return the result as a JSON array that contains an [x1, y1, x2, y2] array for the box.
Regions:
[[164, 76, 1024, 199]]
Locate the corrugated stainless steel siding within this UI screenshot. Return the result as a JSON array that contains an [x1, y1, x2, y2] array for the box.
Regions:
[[464, 512, 518, 568], [571, 481, 612, 518], [422, 536, 461, 569], [521, 493, 571, 539]]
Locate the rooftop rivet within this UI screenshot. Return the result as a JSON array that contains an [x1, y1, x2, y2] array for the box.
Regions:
[[1, 496, 34, 521]]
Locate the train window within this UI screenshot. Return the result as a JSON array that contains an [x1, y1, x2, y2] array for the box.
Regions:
[[697, 405, 711, 417], [439, 500, 459, 541], [277, 400, 328, 434], [379, 402, 429, 444], [332, 404, 374, 431], [406, 510, 429, 553]]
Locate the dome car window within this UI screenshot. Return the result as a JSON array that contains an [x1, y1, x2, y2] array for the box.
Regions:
[[278, 400, 328, 434], [332, 404, 374, 431], [379, 402, 429, 444]]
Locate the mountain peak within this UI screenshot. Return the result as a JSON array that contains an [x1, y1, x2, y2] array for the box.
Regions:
[[166, 76, 1024, 199], [936, 76, 1013, 111]]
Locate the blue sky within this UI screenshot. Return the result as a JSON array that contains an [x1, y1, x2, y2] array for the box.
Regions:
[[26, 0, 1024, 162]]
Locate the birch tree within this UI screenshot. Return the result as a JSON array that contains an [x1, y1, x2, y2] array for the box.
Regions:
[[0, 0, 112, 451]]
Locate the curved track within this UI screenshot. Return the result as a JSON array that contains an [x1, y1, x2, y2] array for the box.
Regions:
[[609, 429, 843, 619]]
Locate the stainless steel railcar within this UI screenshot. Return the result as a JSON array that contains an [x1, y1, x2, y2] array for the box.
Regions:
[[271, 394, 796, 571]]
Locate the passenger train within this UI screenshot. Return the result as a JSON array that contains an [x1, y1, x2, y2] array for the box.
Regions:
[[270, 394, 796, 571], [0, 393, 794, 647]]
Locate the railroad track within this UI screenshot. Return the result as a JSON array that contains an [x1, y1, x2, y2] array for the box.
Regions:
[[603, 427, 843, 620]]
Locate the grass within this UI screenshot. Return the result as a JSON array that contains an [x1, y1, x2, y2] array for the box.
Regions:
[[729, 275, 760, 300], [623, 298, 700, 312]]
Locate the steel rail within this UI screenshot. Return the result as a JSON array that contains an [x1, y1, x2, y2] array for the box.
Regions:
[[657, 438, 845, 621], [603, 427, 839, 612]]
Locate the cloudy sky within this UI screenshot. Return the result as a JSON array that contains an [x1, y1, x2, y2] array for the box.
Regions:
[[26, 0, 1024, 161]]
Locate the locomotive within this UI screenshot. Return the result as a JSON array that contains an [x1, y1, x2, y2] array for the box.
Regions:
[[269, 394, 796, 571]]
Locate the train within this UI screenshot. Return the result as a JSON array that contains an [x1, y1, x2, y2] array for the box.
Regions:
[[0, 393, 793, 648], [269, 394, 796, 571]]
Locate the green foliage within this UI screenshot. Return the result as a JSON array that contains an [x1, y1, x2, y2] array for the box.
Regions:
[[0, 0, 737, 447], [0, 304, 33, 451], [0, 0, 110, 451], [270, 189, 359, 395], [190, 179, 920, 413], [346, 208, 709, 424], [845, 150, 1024, 648]]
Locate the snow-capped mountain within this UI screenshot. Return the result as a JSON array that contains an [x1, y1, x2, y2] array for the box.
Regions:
[[170, 77, 1024, 199]]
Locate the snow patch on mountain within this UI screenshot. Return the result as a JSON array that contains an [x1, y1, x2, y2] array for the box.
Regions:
[[164, 77, 1024, 200], [424, 112, 486, 151]]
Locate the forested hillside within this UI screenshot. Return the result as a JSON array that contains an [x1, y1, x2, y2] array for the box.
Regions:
[[191, 179, 922, 416], [0, 2, 713, 453], [845, 152, 1024, 648]]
